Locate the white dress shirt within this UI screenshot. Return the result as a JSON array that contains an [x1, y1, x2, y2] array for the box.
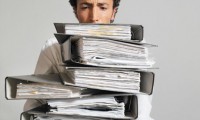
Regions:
[[24, 38, 154, 120]]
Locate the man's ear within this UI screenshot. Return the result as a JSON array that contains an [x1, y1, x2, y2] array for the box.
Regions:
[[110, 7, 118, 23]]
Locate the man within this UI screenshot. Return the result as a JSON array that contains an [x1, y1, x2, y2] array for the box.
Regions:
[[24, 0, 153, 119], [69, 0, 120, 23]]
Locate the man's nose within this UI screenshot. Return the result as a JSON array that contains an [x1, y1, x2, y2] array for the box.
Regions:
[[90, 7, 99, 23]]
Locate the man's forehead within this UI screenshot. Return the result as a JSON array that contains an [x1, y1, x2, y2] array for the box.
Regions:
[[77, 0, 113, 5]]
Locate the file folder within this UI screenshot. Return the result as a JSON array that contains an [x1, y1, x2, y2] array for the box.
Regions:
[[20, 95, 138, 120], [5, 74, 133, 100], [55, 34, 156, 69], [54, 23, 144, 42]]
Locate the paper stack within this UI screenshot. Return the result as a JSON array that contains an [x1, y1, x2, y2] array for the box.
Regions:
[[67, 36, 155, 68], [5, 23, 156, 120], [64, 67, 141, 93], [64, 24, 132, 40], [16, 83, 84, 99], [47, 97, 125, 118]]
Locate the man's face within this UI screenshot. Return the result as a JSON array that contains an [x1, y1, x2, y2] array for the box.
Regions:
[[76, 0, 116, 23]]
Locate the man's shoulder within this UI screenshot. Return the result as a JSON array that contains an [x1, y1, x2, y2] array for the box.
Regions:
[[44, 37, 58, 47], [41, 37, 60, 50]]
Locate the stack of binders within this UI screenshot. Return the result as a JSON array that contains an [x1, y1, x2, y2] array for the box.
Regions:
[[5, 23, 157, 120]]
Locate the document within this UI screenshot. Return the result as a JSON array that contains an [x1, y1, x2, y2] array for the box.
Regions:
[[16, 83, 84, 99], [68, 37, 155, 68], [64, 24, 131, 40], [47, 97, 125, 119], [63, 67, 141, 93]]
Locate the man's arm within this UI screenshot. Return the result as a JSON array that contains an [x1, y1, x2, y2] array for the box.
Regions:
[[34, 37, 64, 74], [24, 38, 64, 111]]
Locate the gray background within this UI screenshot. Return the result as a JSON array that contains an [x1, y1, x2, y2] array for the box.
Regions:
[[0, 0, 200, 119]]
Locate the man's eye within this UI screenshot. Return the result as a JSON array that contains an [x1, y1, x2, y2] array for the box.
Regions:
[[81, 5, 89, 10], [81, 6, 89, 9], [100, 7, 107, 10]]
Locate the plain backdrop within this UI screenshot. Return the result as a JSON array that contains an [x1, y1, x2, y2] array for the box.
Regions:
[[1, 0, 200, 119]]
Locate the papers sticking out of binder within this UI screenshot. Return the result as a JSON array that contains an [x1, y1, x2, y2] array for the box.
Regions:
[[15, 83, 84, 99], [47, 97, 125, 119], [55, 34, 156, 69], [54, 23, 144, 42], [60, 67, 155, 95], [62, 67, 140, 93], [5, 74, 81, 99], [20, 96, 138, 120]]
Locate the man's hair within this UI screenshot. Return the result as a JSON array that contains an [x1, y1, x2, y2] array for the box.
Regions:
[[69, 0, 121, 9]]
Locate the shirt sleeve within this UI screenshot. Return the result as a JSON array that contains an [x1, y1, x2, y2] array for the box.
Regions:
[[34, 38, 65, 74], [136, 94, 154, 120], [24, 38, 65, 111]]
